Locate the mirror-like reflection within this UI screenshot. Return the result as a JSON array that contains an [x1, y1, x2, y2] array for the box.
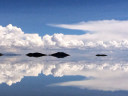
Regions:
[[0, 54, 128, 92], [1, 50, 128, 96]]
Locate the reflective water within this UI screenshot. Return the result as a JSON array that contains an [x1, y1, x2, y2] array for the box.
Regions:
[[1, 50, 128, 96]]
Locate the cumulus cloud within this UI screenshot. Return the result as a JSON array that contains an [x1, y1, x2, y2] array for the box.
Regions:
[[1, 20, 128, 51], [0, 24, 43, 50], [0, 24, 85, 51]]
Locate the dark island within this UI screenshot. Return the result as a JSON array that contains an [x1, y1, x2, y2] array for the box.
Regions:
[[96, 54, 107, 56], [26, 52, 47, 57], [0, 53, 3, 56], [50, 52, 70, 58]]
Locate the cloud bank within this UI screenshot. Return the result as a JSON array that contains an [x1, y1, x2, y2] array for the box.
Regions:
[[0, 24, 85, 51], [1, 20, 128, 51], [50, 20, 128, 41]]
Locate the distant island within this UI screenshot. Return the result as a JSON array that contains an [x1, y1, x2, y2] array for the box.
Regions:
[[26, 52, 47, 57], [50, 52, 70, 58], [26, 52, 70, 58], [0, 53, 3, 56], [96, 54, 107, 56]]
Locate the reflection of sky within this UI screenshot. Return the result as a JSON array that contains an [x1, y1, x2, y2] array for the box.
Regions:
[[1, 50, 128, 95]]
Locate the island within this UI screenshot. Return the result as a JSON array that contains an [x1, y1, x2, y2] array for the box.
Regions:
[[50, 52, 70, 58], [96, 54, 107, 56], [26, 52, 47, 57]]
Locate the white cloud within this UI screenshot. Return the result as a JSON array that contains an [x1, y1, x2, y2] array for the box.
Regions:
[[0, 24, 85, 51], [1, 20, 128, 51], [50, 20, 128, 41], [0, 24, 43, 50]]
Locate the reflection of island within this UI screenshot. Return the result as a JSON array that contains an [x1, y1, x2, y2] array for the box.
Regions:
[[1, 56, 128, 91]]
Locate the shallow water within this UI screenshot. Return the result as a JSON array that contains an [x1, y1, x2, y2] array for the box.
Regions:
[[1, 50, 128, 96]]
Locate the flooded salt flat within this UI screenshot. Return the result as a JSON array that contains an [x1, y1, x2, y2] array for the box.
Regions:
[[0, 50, 128, 96]]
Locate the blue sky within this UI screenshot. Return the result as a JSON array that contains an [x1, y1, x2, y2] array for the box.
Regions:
[[0, 0, 128, 36]]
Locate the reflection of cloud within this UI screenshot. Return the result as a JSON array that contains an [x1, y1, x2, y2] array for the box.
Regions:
[[0, 61, 43, 86], [1, 55, 128, 92], [53, 70, 128, 91]]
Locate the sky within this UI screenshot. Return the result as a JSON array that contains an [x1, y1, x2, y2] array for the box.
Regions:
[[0, 0, 128, 35], [1, 0, 128, 51]]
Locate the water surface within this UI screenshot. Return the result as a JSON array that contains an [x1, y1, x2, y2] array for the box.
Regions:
[[0, 50, 128, 96]]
